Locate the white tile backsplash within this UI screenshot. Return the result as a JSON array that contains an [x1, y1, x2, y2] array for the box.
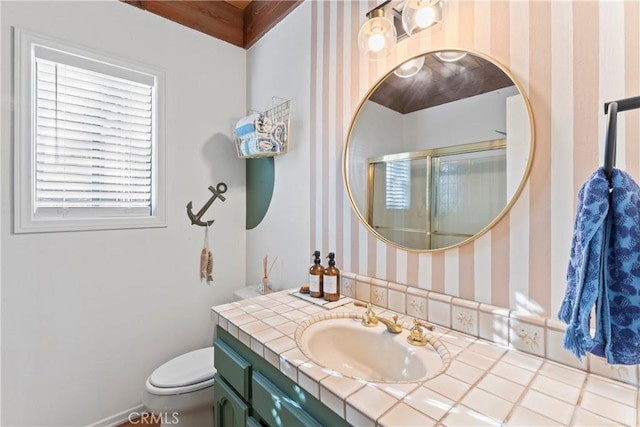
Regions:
[[546, 327, 589, 370], [341, 275, 356, 298], [372, 285, 388, 307], [387, 288, 406, 313], [452, 305, 478, 336], [479, 304, 510, 346], [588, 353, 639, 386], [406, 288, 428, 320], [428, 294, 452, 328], [355, 277, 371, 302]]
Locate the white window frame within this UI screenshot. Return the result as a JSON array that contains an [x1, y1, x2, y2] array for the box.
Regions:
[[14, 28, 166, 233]]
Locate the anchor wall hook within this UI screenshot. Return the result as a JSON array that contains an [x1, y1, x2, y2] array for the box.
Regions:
[[186, 183, 227, 226]]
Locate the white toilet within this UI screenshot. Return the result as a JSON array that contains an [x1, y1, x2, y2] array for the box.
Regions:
[[142, 347, 216, 426]]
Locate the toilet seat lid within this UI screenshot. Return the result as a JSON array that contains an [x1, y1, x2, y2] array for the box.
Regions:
[[149, 347, 216, 388]]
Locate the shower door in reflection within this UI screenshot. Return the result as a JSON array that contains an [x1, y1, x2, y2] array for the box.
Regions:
[[367, 140, 506, 250], [429, 150, 506, 249]]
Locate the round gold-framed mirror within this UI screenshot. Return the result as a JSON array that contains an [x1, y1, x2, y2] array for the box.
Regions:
[[344, 48, 535, 252]]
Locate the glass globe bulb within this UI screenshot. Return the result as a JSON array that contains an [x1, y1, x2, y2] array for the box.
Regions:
[[402, 0, 444, 37], [357, 10, 397, 61], [368, 34, 386, 53], [415, 6, 436, 28], [435, 51, 468, 62], [394, 55, 426, 78]]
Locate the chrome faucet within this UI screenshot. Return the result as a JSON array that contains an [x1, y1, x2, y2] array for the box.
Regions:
[[359, 302, 402, 334]]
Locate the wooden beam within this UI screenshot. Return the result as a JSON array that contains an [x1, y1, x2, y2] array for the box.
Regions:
[[123, 0, 244, 48], [243, 1, 303, 49]]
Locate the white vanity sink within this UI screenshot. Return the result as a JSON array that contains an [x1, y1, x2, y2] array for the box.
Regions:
[[295, 315, 448, 383]]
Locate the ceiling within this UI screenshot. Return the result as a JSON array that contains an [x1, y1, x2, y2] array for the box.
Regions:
[[369, 53, 515, 114], [122, 2, 512, 114], [122, 0, 303, 49]]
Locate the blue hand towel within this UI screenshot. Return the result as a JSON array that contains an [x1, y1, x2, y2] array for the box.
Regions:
[[559, 167, 640, 365], [559, 167, 610, 358]]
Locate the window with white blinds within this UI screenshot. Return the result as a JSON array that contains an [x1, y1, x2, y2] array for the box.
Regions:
[[14, 29, 166, 233], [385, 160, 411, 210]]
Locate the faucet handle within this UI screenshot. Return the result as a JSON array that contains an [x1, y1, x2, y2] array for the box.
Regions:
[[360, 302, 378, 327], [414, 318, 435, 331], [407, 318, 428, 346], [354, 300, 376, 315], [364, 302, 376, 317]]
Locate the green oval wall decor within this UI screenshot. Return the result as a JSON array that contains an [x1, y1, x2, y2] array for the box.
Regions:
[[246, 157, 274, 230]]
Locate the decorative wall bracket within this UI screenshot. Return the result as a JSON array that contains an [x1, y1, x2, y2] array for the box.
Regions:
[[186, 183, 227, 226]]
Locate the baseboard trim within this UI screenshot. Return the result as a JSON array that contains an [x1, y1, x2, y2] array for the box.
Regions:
[[87, 404, 146, 427]]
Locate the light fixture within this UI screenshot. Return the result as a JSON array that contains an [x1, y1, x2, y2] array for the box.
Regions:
[[402, 0, 443, 36], [358, 0, 446, 61], [357, 8, 397, 61], [435, 51, 467, 62], [394, 55, 425, 78]]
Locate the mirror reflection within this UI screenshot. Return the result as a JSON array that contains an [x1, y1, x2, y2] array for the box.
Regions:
[[345, 49, 533, 251]]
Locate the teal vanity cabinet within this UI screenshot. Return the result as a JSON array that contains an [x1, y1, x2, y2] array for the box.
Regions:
[[214, 326, 350, 427], [214, 338, 251, 426]]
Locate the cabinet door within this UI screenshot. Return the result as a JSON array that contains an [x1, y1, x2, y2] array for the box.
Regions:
[[215, 338, 251, 399], [252, 372, 322, 427], [215, 375, 249, 427]]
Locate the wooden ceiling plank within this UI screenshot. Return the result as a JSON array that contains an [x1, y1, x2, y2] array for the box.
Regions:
[[243, 0, 303, 48], [123, 0, 244, 47], [226, 0, 252, 10]]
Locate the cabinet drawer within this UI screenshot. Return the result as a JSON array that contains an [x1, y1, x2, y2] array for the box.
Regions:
[[215, 339, 251, 399], [215, 375, 249, 427], [252, 372, 322, 427]]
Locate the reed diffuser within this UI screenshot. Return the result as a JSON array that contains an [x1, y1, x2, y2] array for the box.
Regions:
[[260, 255, 277, 294]]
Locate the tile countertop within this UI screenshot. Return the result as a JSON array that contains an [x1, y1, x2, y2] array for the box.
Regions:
[[211, 290, 639, 427]]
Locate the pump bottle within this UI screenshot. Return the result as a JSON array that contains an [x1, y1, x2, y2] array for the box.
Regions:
[[324, 252, 340, 302], [309, 250, 324, 298]]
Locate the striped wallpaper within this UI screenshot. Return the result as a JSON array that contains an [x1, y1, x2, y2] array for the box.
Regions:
[[309, 0, 640, 318]]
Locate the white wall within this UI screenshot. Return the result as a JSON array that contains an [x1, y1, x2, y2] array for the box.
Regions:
[[347, 101, 404, 216], [1, 1, 246, 425], [403, 86, 519, 149], [245, 3, 311, 290]]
